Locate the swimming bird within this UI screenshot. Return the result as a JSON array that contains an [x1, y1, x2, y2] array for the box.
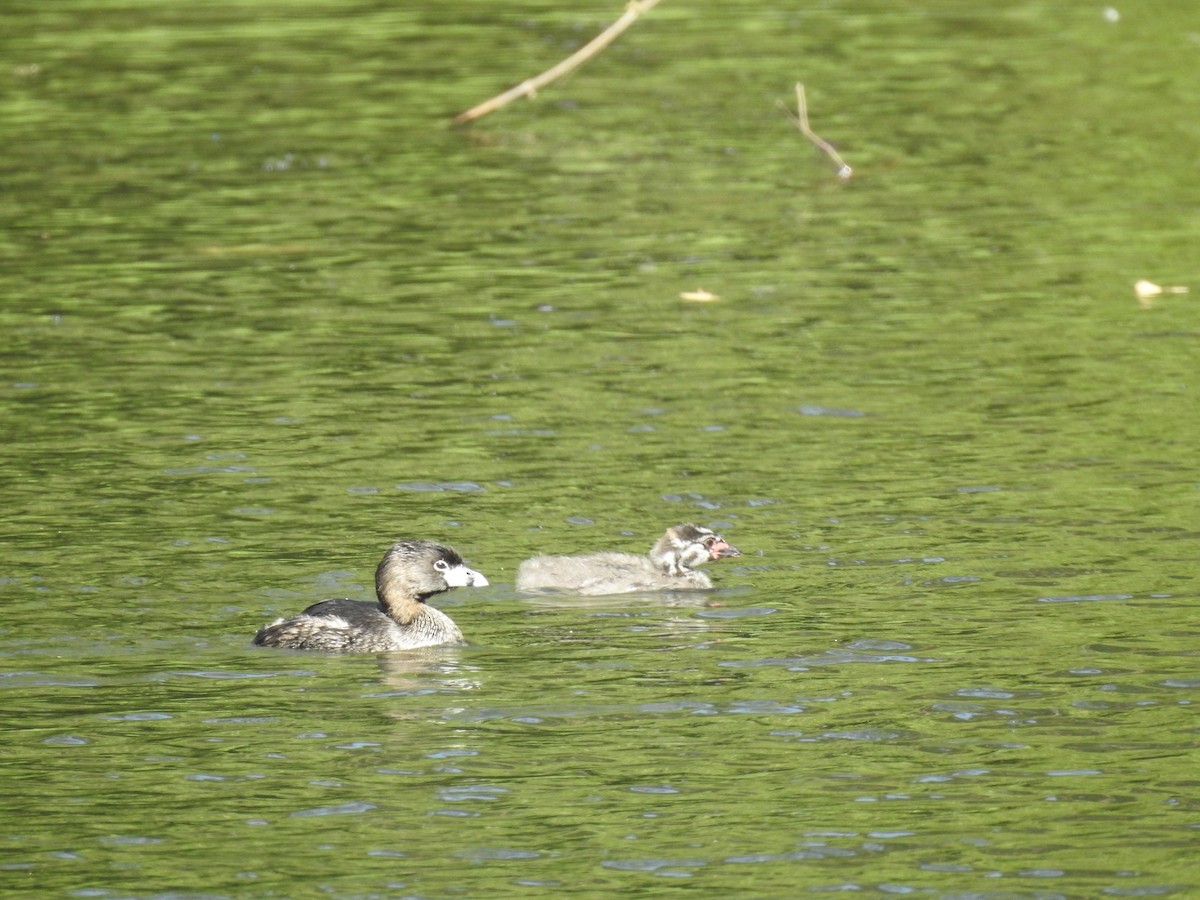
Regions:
[[253, 539, 487, 652], [516, 523, 740, 595]]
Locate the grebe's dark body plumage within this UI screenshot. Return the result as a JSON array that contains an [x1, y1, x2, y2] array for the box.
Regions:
[[253, 540, 487, 653], [516, 524, 740, 596]]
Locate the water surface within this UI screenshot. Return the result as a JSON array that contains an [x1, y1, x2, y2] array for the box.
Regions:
[[2, 0, 1198, 896]]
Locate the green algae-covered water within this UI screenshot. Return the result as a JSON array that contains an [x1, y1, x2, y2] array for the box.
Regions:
[[3, 1, 1198, 896]]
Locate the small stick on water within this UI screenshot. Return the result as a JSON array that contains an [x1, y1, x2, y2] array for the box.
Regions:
[[778, 82, 852, 180], [454, 0, 664, 124]]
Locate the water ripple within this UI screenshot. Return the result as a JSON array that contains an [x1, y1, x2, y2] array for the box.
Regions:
[[455, 847, 541, 861], [797, 405, 867, 417], [602, 857, 706, 871], [694, 606, 777, 619], [1038, 593, 1134, 603], [436, 785, 509, 803], [720, 647, 935, 668], [772, 728, 911, 743], [290, 801, 376, 817], [395, 481, 485, 493]]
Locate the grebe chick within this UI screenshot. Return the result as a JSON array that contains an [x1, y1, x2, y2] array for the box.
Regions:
[[253, 539, 488, 653], [516, 523, 740, 596]]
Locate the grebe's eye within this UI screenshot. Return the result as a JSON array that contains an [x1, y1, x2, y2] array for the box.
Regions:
[[702, 537, 715, 547], [434, 559, 450, 572]]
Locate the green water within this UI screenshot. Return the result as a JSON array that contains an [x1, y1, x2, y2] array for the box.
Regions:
[[3, 0, 1198, 896]]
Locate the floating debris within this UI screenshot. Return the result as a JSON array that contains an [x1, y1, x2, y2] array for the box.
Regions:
[[680, 288, 720, 302], [1135, 279, 1188, 309], [779, 82, 853, 181], [453, 0, 664, 124]]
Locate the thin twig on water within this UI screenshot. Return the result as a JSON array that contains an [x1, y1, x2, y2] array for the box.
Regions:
[[453, 0, 664, 124], [778, 82, 852, 180]]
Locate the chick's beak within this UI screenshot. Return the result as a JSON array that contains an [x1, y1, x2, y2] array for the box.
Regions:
[[710, 539, 741, 560]]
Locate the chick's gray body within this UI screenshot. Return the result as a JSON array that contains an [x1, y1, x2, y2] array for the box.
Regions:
[[516, 524, 740, 596]]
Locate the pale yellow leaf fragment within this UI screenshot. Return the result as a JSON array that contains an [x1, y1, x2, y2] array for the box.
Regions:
[[1135, 279, 1188, 309]]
